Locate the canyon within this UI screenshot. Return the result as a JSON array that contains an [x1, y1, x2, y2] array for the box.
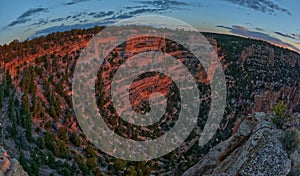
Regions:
[[0, 26, 299, 175]]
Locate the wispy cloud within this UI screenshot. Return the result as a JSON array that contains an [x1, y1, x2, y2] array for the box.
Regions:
[[32, 22, 108, 38], [18, 8, 48, 19], [101, 7, 165, 22], [138, 0, 189, 9], [50, 17, 65, 23], [103, 0, 197, 21], [71, 12, 87, 20], [7, 18, 32, 28], [134, 0, 193, 11], [274, 32, 296, 40], [224, 0, 292, 15], [254, 27, 264, 31], [125, 5, 148, 10], [4, 8, 48, 29], [32, 18, 49, 26], [28, 10, 114, 29], [128, 8, 164, 15], [216, 25, 233, 30], [20, 0, 205, 35], [217, 24, 300, 52], [291, 33, 300, 41], [27, 0, 204, 39], [64, 0, 90, 6], [232, 25, 248, 31], [91, 11, 114, 18]]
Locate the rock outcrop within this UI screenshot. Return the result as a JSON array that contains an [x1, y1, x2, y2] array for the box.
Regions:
[[289, 149, 300, 175], [0, 146, 28, 176], [183, 112, 299, 176]]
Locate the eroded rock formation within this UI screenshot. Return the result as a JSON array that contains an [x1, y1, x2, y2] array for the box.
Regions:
[[183, 112, 300, 176]]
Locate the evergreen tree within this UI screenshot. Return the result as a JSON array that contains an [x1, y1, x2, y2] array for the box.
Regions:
[[32, 96, 42, 118], [8, 95, 17, 137], [58, 126, 68, 142], [0, 84, 3, 108], [21, 93, 33, 142], [4, 71, 12, 97]]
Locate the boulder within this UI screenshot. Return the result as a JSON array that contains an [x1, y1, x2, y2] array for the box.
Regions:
[[0, 146, 28, 176], [0, 156, 10, 174], [5, 159, 28, 176], [289, 145, 300, 176], [183, 112, 291, 176]]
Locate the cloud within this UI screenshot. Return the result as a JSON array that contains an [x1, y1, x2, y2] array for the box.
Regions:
[[66, 16, 72, 20], [291, 33, 300, 40], [216, 25, 233, 30], [25, 0, 205, 40], [254, 27, 264, 31], [32, 18, 49, 26], [232, 25, 248, 31], [64, 0, 90, 6], [103, 13, 134, 21], [138, 0, 188, 7], [31, 22, 108, 38], [79, 19, 89, 23], [136, 0, 190, 10], [5, 8, 48, 28], [50, 17, 65, 23], [274, 32, 296, 40], [18, 8, 48, 19], [224, 0, 292, 15], [72, 12, 87, 19], [8, 18, 32, 28], [101, 7, 165, 22], [125, 5, 148, 10], [217, 25, 300, 53], [21, 0, 204, 35], [91, 11, 114, 18], [27, 10, 113, 30], [106, 0, 197, 22], [128, 8, 164, 15]]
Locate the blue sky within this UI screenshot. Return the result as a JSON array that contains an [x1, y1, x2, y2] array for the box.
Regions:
[[0, 0, 299, 52]]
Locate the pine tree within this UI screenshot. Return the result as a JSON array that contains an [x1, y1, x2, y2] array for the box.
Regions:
[[8, 95, 17, 137], [28, 67, 35, 94], [0, 84, 3, 108], [21, 93, 33, 142], [4, 71, 12, 97]]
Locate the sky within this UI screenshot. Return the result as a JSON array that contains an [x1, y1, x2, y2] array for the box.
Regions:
[[0, 0, 299, 52]]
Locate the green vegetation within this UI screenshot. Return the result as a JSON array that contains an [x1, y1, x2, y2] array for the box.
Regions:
[[21, 66, 35, 94], [0, 84, 3, 108], [58, 126, 68, 142], [45, 131, 69, 158], [272, 101, 292, 129], [4, 71, 12, 97], [7, 93, 18, 137], [21, 93, 33, 142], [70, 132, 81, 146]]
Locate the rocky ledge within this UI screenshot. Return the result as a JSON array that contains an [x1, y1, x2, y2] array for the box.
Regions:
[[183, 112, 300, 176], [0, 146, 28, 176]]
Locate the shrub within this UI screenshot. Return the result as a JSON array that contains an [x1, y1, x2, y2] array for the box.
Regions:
[[280, 128, 300, 154], [70, 133, 81, 146], [272, 101, 291, 129], [58, 126, 68, 142]]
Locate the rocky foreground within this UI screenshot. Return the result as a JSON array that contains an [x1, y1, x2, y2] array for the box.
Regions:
[[0, 146, 28, 176], [183, 112, 300, 176]]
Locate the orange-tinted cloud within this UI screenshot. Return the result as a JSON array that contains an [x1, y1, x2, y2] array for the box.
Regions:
[[217, 25, 300, 53]]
